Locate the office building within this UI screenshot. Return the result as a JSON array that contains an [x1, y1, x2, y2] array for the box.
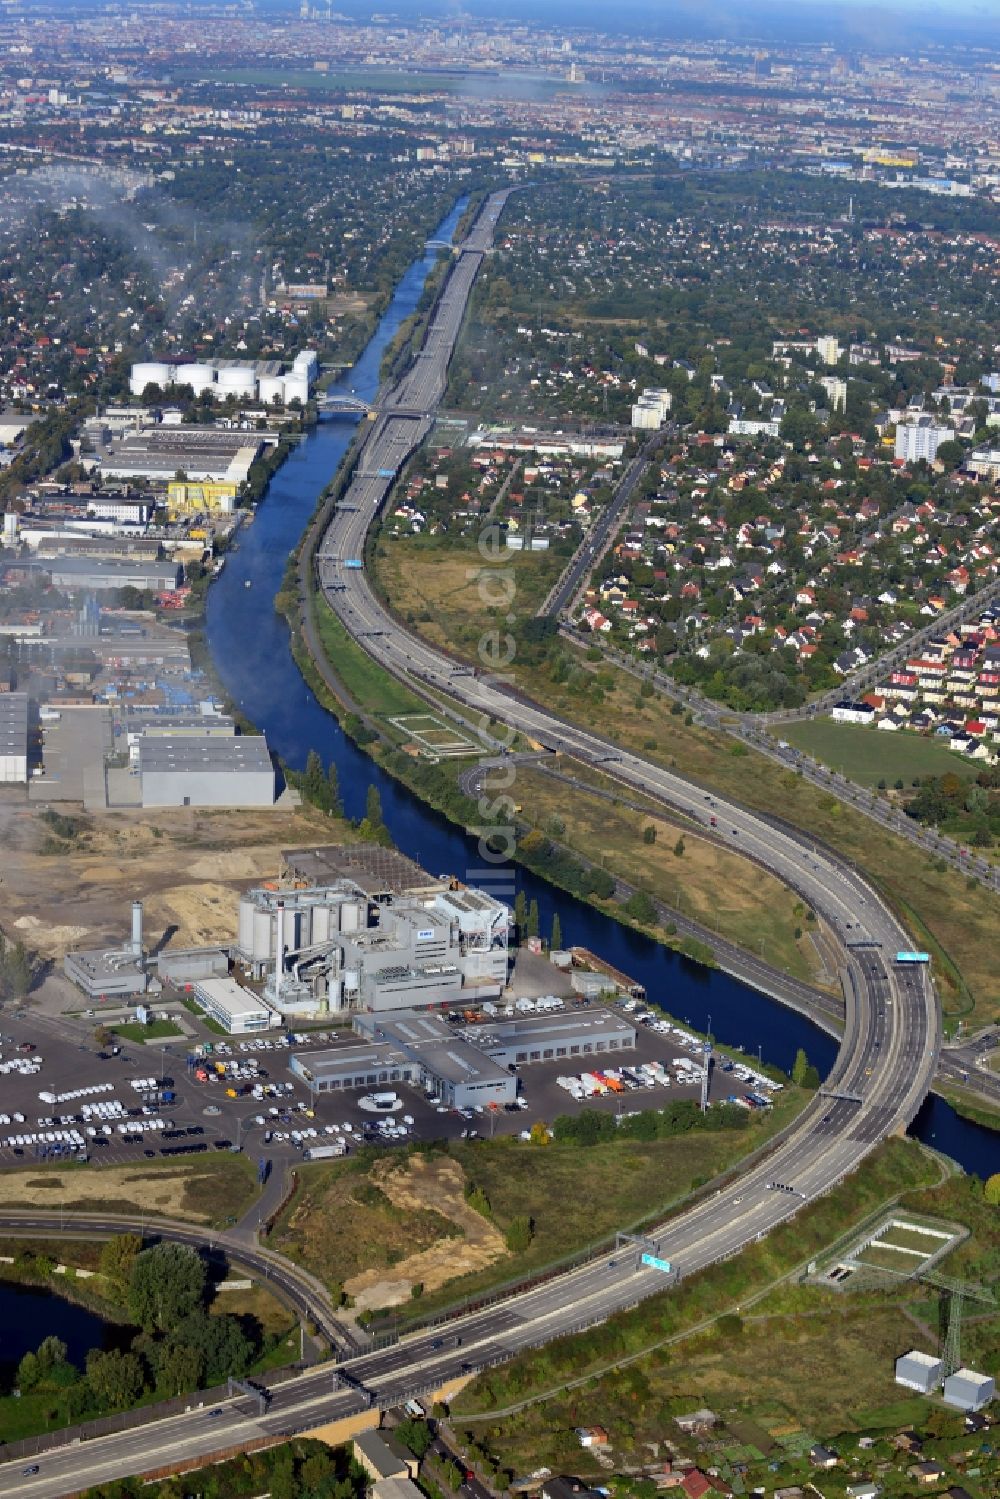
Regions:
[[191, 976, 276, 1035]]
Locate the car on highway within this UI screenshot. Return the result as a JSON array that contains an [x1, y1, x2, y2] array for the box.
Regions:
[[207, 1407, 223, 1418], [22, 1465, 39, 1476]]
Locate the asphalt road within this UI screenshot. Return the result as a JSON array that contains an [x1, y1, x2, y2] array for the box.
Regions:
[[0, 188, 941, 1499]]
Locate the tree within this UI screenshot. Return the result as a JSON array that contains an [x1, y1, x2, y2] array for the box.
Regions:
[[35, 1336, 68, 1376], [505, 1215, 534, 1253], [513, 890, 527, 930], [792, 1048, 810, 1087], [16, 1351, 39, 1392], [127, 1242, 206, 1332], [673, 836, 685, 858], [366, 782, 384, 829], [99, 1233, 142, 1304], [156, 1340, 202, 1397], [527, 898, 539, 937], [643, 824, 657, 845], [985, 1173, 1000, 1205], [550, 912, 562, 951], [396, 1418, 433, 1459], [327, 760, 342, 818], [85, 1349, 145, 1409], [94, 1024, 113, 1051]]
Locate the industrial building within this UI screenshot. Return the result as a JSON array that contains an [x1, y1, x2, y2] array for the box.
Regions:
[[128, 350, 318, 406], [236, 864, 508, 1015], [942, 1368, 995, 1412], [137, 734, 275, 808], [291, 1004, 638, 1110], [191, 976, 276, 1035], [895, 1350, 943, 1394], [34, 555, 182, 594], [64, 901, 149, 999], [90, 424, 264, 488], [0, 692, 28, 782]]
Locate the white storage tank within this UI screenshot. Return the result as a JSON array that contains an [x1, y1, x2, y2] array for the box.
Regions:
[[237, 896, 256, 958], [310, 904, 331, 945], [176, 362, 216, 395], [130, 362, 173, 396], [282, 372, 310, 405], [293, 348, 318, 380], [217, 365, 257, 399], [252, 906, 273, 964], [257, 374, 286, 406]]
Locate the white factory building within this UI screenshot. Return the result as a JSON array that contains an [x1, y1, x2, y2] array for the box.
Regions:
[[235, 873, 509, 1018], [129, 350, 318, 406]]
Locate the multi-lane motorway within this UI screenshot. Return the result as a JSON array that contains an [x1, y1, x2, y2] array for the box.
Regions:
[[0, 190, 942, 1499]]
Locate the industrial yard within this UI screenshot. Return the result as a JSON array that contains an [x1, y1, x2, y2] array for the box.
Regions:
[[0, 794, 342, 968]]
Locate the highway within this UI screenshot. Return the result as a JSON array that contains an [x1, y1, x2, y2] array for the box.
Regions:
[[0, 189, 941, 1499]]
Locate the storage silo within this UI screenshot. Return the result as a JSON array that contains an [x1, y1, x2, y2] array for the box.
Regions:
[[282, 372, 310, 406], [293, 348, 318, 381], [257, 374, 286, 406], [130, 361, 173, 396], [252, 905, 273, 964], [310, 903, 331, 945], [217, 365, 257, 400], [237, 896, 256, 959], [176, 362, 216, 395]]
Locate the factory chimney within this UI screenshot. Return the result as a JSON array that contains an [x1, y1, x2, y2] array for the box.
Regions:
[[275, 900, 285, 1004], [131, 901, 144, 958]]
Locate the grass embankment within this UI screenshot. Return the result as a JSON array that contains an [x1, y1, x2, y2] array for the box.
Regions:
[[936, 1082, 1000, 1132], [513, 764, 828, 987], [450, 1140, 946, 1446], [313, 594, 429, 720], [780, 718, 980, 788], [0, 1157, 259, 1228], [270, 1093, 805, 1318]]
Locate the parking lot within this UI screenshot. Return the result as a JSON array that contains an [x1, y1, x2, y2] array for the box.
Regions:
[[0, 998, 778, 1174]]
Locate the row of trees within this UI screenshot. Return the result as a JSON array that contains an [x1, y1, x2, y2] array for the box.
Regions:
[[552, 1097, 751, 1146]]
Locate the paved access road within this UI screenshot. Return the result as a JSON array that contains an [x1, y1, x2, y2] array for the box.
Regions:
[[0, 189, 940, 1499]]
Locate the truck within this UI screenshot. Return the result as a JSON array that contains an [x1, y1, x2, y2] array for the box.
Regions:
[[303, 1140, 348, 1161], [344, 559, 363, 569]]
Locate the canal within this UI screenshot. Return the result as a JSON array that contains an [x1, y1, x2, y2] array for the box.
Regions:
[[206, 198, 994, 1180]]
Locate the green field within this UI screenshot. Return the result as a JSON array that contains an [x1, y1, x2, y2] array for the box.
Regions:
[[780, 719, 978, 787], [111, 1019, 183, 1043]]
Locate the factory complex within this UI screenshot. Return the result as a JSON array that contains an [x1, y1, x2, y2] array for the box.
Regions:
[[62, 843, 643, 1109], [129, 349, 318, 408]]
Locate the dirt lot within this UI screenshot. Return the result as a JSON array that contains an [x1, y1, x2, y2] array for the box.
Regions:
[[275, 1150, 509, 1310], [0, 792, 350, 962], [345, 1153, 508, 1311]]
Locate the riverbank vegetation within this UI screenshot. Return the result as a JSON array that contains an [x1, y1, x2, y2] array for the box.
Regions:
[[270, 1093, 805, 1325], [0, 1236, 296, 1444]]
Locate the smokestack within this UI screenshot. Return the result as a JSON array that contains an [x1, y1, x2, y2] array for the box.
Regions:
[[131, 901, 143, 959], [275, 901, 284, 1004]]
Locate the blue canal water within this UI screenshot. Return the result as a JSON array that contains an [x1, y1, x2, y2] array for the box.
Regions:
[[205, 199, 995, 1180], [0, 1281, 126, 1388]]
